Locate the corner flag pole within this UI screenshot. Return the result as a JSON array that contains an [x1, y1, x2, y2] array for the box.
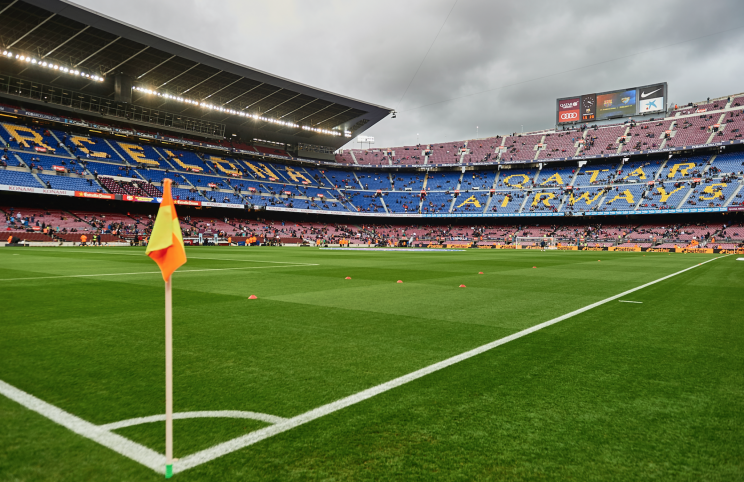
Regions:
[[144, 178, 187, 479], [165, 277, 174, 478]]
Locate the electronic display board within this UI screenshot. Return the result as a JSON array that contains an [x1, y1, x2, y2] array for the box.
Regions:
[[556, 83, 667, 124], [596, 89, 636, 120]]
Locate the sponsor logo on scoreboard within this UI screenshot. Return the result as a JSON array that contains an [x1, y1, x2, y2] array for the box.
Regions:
[[557, 97, 580, 123], [639, 83, 665, 112]]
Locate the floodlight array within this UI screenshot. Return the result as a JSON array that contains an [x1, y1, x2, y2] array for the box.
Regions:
[[2, 51, 104, 81], [132, 86, 351, 137]]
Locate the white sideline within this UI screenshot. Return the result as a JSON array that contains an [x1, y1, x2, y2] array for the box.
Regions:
[[0, 255, 727, 475], [13, 248, 320, 265], [0, 264, 318, 282], [0, 379, 166, 474], [172, 255, 728, 473], [100, 410, 288, 430]]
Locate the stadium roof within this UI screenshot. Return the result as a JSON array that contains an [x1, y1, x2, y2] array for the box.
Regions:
[[0, 0, 393, 148]]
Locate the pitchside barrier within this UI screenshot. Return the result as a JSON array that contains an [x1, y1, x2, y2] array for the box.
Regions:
[[414, 243, 744, 254]]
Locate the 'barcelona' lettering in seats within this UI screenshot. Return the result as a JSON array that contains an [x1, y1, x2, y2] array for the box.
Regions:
[[244, 161, 281, 180], [164, 149, 202, 172], [2, 124, 55, 151], [117, 142, 159, 166], [284, 167, 312, 184], [208, 156, 240, 176], [70, 136, 108, 158]]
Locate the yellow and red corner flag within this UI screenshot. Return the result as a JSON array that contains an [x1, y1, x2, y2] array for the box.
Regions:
[[146, 178, 186, 281]]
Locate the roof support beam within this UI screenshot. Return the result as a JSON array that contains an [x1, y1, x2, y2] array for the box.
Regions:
[[243, 88, 282, 111], [181, 70, 222, 94], [136, 54, 175, 79], [73, 36, 120, 68], [6, 13, 55, 49], [0, 0, 18, 19], [102, 45, 149, 75], [157, 62, 200, 89], [262, 93, 301, 115], [203, 76, 243, 100], [313, 108, 352, 127], [297, 103, 334, 122], [279, 98, 317, 119], [42, 25, 89, 58], [222, 82, 263, 106]]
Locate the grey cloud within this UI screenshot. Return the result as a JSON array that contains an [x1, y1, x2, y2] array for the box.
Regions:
[[71, 0, 744, 147]]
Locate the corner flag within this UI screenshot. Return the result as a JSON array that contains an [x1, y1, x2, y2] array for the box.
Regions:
[[145, 178, 186, 478], [146, 179, 186, 281]]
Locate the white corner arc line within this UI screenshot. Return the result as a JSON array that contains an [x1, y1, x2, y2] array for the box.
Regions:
[[0, 264, 317, 282], [0, 255, 728, 475], [172, 255, 728, 474], [100, 411, 288, 431], [0, 379, 166, 474]]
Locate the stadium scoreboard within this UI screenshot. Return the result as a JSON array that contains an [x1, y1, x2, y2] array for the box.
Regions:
[[556, 82, 667, 124]]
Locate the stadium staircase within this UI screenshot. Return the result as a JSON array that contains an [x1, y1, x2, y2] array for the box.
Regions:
[[675, 184, 696, 209], [352, 172, 364, 189], [723, 183, 744, 207], [481, 171, 501, 213], [103, 139, 126, 161], [448, 171, 465, 212], [379, 196, 390, 214], [616, 126, 631, 154], [49, 131, 74, 157]]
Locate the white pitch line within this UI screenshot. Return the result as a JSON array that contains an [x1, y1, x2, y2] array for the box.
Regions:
[[0, 255, 728, 475], [0, 264, 317, 282], [619, 300, 643, 304], [14, 248, 319, 266], [100, 411, 288, 431], [0, 379, 166, 474], [737, 258, 744, 261], [172, 255, 728, 474]]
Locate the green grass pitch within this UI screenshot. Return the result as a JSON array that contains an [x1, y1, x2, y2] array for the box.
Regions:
[[0, 247, 742, 481]]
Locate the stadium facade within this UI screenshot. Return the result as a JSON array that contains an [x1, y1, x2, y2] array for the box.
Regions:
[[1, 0, 743, 251]]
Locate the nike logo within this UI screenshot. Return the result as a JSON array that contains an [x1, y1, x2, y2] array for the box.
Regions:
[[641, 88, 661, 98]]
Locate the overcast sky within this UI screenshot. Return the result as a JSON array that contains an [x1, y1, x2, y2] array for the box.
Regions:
[[70, 0, 744, 149]]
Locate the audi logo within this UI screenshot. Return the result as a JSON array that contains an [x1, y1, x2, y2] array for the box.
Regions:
[[560, 112, 578, 120]]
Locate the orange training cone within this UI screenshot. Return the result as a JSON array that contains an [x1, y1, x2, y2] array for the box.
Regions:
[[532, 266, 537, 269], [397, 280, 403, 283], [248, 295, 257, 299], [478, 271, 484, 274], [459, 284, 466, 288], [345, 277, 351, 279]]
